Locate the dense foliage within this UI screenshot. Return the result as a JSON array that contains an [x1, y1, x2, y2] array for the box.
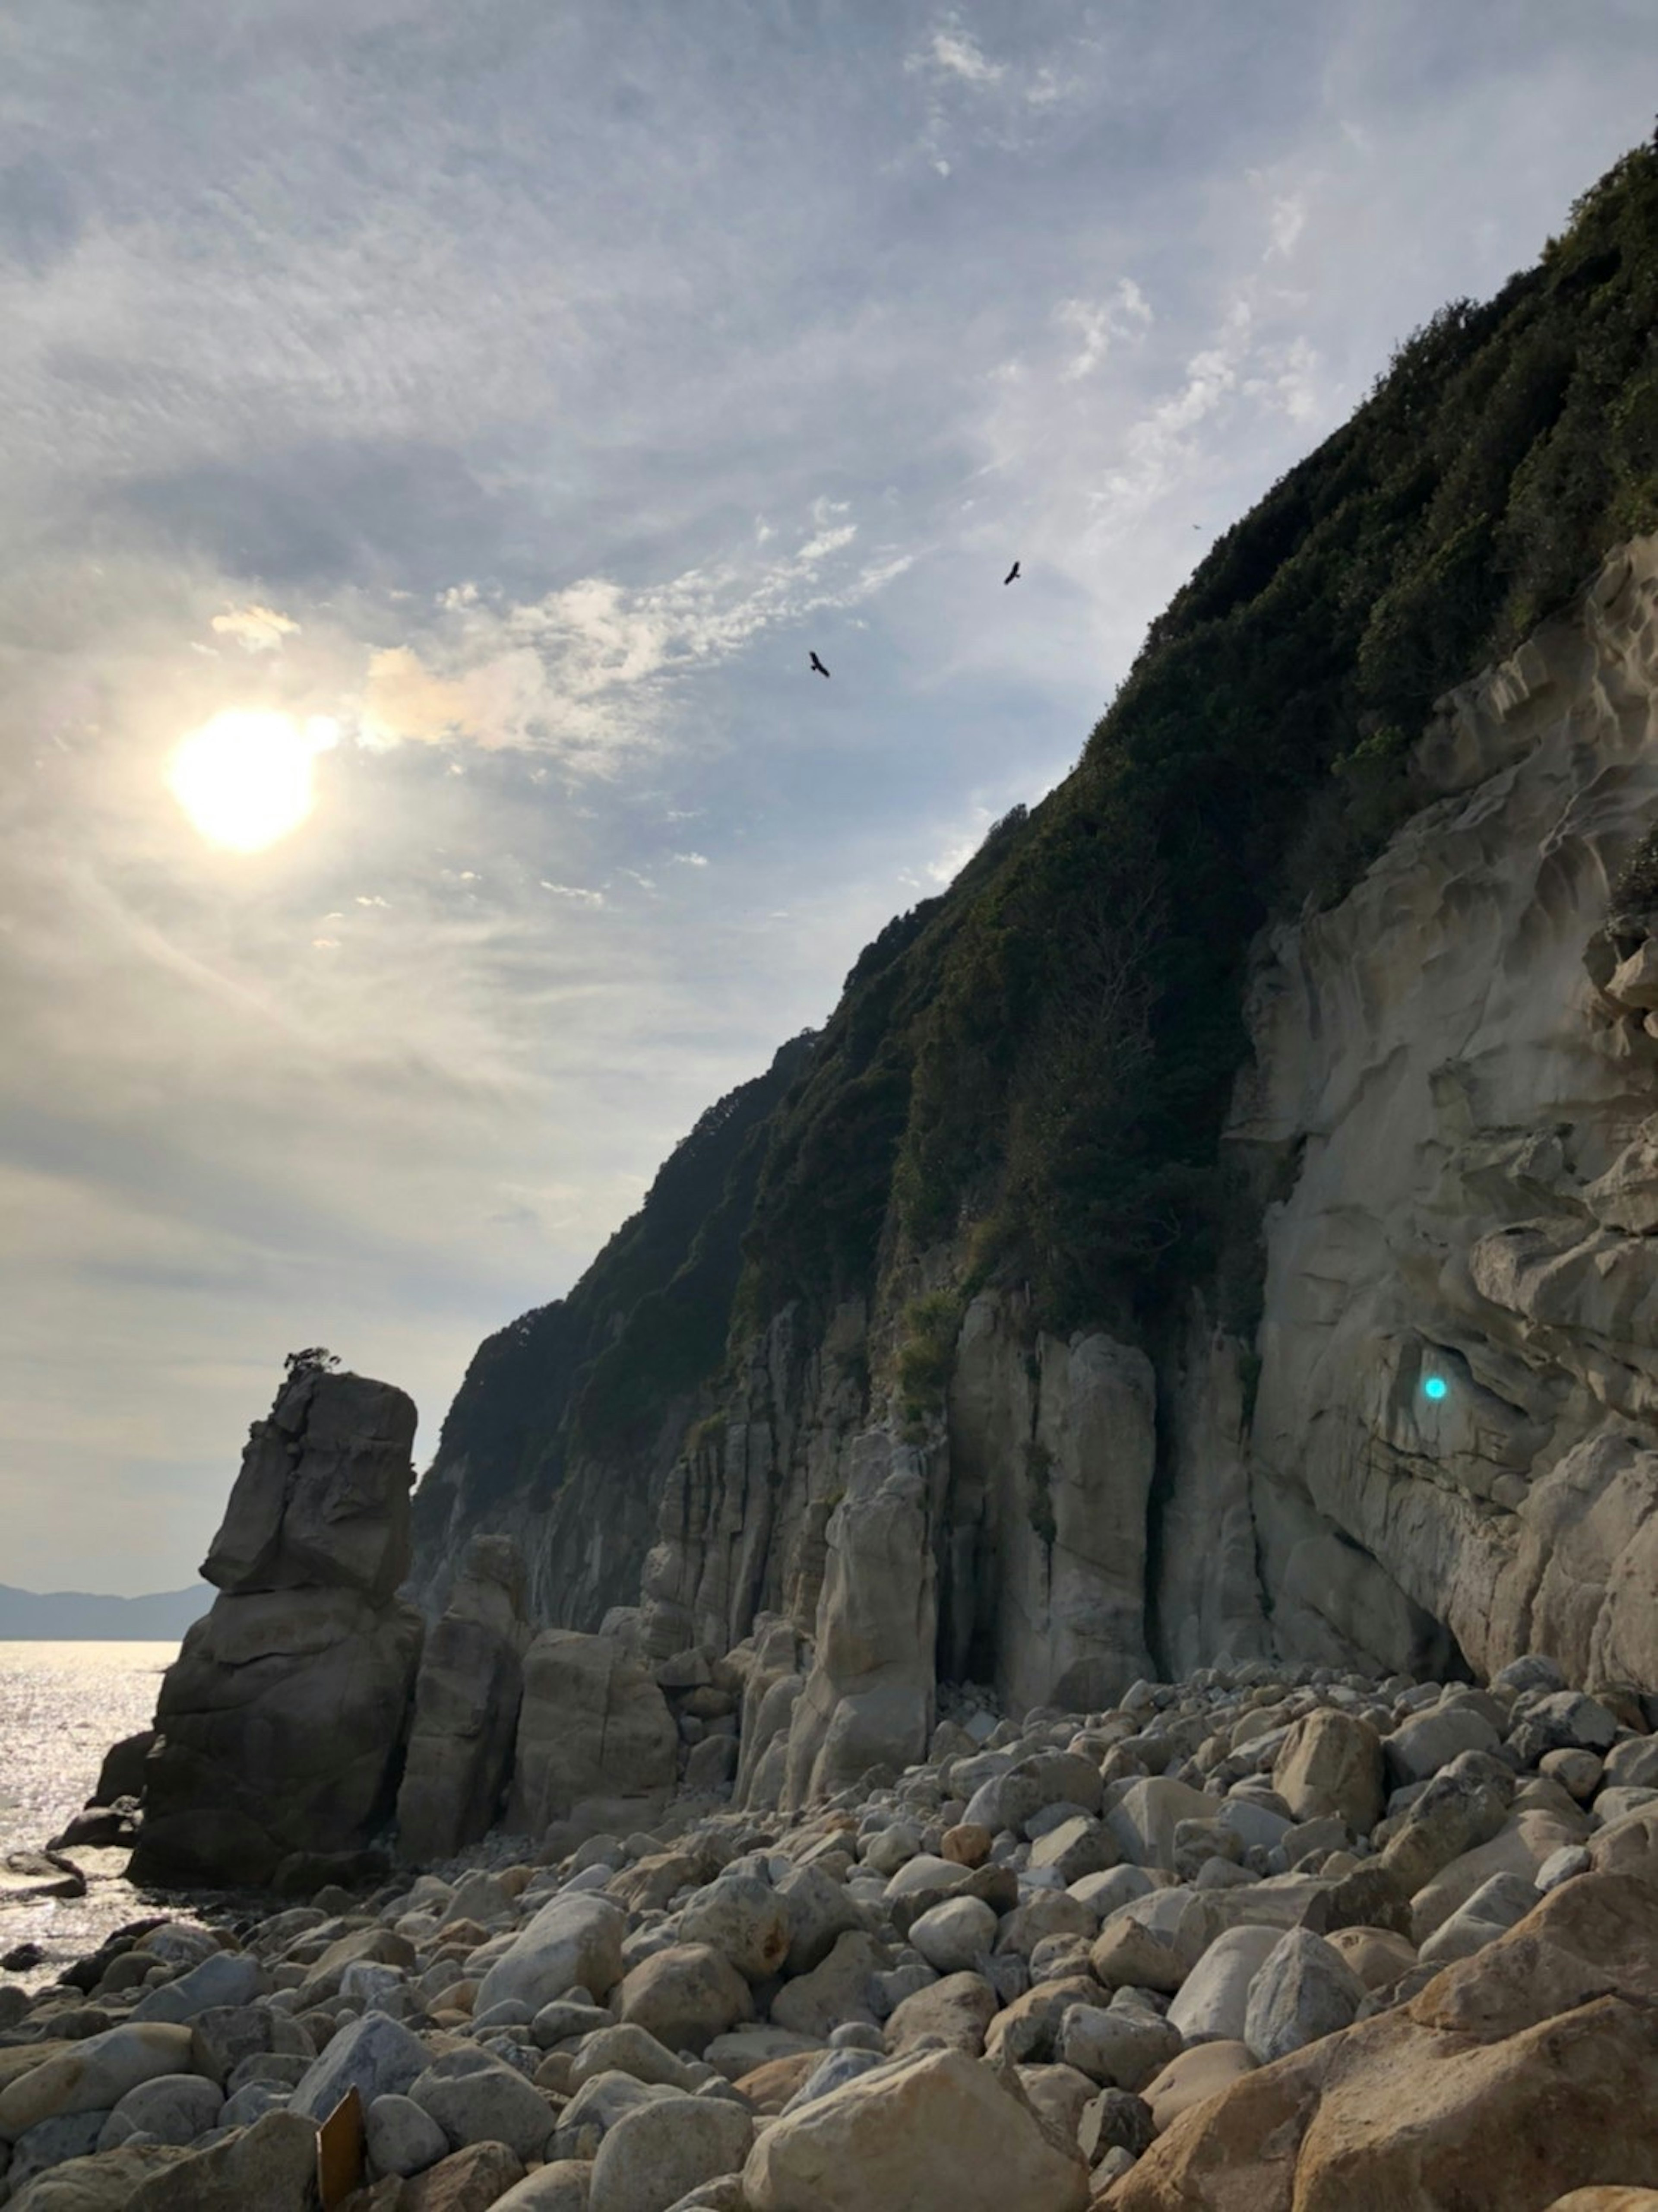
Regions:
[[740, 140, 1658, 1338]]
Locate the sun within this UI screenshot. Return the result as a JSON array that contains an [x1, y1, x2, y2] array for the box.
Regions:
[[168, 710, 336, 852]]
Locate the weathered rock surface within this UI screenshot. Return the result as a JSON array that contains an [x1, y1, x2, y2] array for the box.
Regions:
[[507, 1629, 678, 1837], [132, 1368, 422, 1887], [742, 2046, 1088, 2212], [397, 1533, 530, 1863]]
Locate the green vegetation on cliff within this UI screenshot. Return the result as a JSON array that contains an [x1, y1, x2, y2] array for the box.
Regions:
[[415, 140, 1658, 1556], [739, 138, 1658, 1337]]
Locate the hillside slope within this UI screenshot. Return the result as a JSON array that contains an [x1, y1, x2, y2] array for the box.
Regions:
[[411, 142, 1658, 1717]]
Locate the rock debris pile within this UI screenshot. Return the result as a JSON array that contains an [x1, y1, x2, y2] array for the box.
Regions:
[[6, 1652, 1658, 2209]]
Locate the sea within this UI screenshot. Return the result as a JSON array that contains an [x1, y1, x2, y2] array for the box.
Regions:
[[0, 1640, 178, 1989]]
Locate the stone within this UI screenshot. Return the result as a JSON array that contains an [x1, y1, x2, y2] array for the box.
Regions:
[[410, 2045, 557, 2161], [882, 1972, 998, 2057], [677, 1875, 791, 1982], [398, 1534, 530, 1863], [1418, 1870, 1542, 1966], [402, 2142, 528, 2212], [734, 2054, 822, 2115], [771, 1933, 885, 2041], [1105, 1778, 1217, 1870], [1141, 2040, 1257, 2135], [1104, 1872, 1658, 2208], [1242, 1927, 1367, 2063], [617, 1945, 754, 2057], [1323, 1925, 1418, 1990], [475, 1895, 627, 2018], [98, 2072, 223, 2149], [127, 2110, 328, 2211], [569, 2026, 704, 2093], [741, 2046, 1088, 2212], [190, 2003, 313, 2085], [1409, 1808, 1590, 1943], [131, 1951, 267, 2022], [775, 1865, 868, 1977], [1089, 1914, 1185, 1996], [983, 1974, 1100, 2066], [941, 1824, 993, 1867], [1058, 2002, 1182, 2092], [5, 2145, 193, 2212], [1078, 2083, 1157, 2162], [0, 2022, 196, 2139], [133, 1370, 424, 1888], [1383, 1703, 1501, 1787], [684, 1734, 740, 1792], [491, 2164, 596, 2212], [1272, 1711, 1385, 1832], [1541, 1747, 1604, 1802], [289, 2010, 432, 2122], [1168, 1923, 1283, 2043], [508, 1629, 679, 1836], [7, 2114, 108, 2194], [908, 1896, 997, 1974], [589, 2095, 753, 2212], [1029, 1816, 1118, 1885]]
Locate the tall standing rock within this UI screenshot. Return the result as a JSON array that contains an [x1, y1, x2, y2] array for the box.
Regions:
[[396, 1534, 530, 1863], [783, 1432, 937, 1810], [131, 1368, 424, 1888], [507, 1628, 678, 1842]]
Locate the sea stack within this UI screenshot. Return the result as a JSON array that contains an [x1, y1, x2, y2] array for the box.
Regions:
[[130, 1365, 424, 1889]]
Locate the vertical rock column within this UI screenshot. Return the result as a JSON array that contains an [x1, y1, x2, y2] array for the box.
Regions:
[[396, 1533, 530, 1864], [130, 1369, 425, 1889]]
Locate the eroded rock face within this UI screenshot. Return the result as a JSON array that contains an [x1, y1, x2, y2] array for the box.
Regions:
[[1185, 538, 1658, 1688], [132, 1371, 423, 1887], [396, 1534, 530, 1863], [782, 1433, 937, 1810], [506, 1629, 678, 1837]]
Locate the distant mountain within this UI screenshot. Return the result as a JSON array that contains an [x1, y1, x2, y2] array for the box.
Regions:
[[0, 1582, 213, 1640]]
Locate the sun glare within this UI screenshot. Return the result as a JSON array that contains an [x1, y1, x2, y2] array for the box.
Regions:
[[168, 710, 337, 852]]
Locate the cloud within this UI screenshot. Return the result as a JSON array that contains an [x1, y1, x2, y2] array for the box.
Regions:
[[1057, 279, 1154, 381], [908, 20, 1005, 87], [210, 603, 301, 652], [539, 881, 606, 906], [671, 851, 709, 868], [352, 507, 912, 764]]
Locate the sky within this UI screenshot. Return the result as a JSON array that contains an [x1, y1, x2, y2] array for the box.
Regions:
[[2, 0, 1655, 1594]]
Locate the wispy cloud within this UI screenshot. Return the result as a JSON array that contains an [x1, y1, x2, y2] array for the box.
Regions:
[[210, 604, 301, 652], [908, 19, 1006, 88]]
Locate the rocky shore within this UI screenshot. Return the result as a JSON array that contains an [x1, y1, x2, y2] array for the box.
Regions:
[[4, 1645, 1658, 2211]]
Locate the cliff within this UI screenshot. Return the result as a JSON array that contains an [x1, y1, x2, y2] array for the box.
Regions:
[[409, 141, 1658, 1749]]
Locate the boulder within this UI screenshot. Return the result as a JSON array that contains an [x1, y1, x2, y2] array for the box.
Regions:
[[771, 1932, 886, 2041], [1104, 1867, 1658, 2209], [98, 2072, 222, 2149], [289, 2011, 432, 2122], [410, 2046, 557, 2161], [1058, 2003, 1183, 2092], [1243, 1928, 1366, 2063], [475, 1895, 627, 2018], [741, 2046, 1088, 2212], [589, 2095, 753, 2212], [1140, 2040, 1257, 2135], [1167, 1924, 1283, 2044], [397, 1534, 530, 1863], [5, 2145, 192, 2212], [1383, 1702, 1501, 1787], [508, 1631, 679, 1835], [132, 1369, 423, 1888], [677, 1874, 791, 1982], [366, 2092, 450, 2178], [1105, 1778, 1217, 1870], [883, 1972, 998, 2057], [908, 1896, 997, 1975], [617, 1945, 754, 2057], [402, 2142, 528, 2212], [0, 2023, 196, 2140], [1272, 1711, 1384, 1832], [492, 2165, 596, 2211], [125, 2110, 324, 2211]]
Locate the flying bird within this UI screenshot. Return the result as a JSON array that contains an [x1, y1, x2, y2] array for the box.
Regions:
[[1003, 560, 1021, 585], [809, 651, 830, 678]]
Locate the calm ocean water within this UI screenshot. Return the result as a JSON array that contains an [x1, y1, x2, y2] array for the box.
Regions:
[[0, 1641, 177, 1987]]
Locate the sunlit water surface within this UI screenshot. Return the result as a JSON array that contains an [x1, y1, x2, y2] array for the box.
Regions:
[[0, 1641, 177, 1987]]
